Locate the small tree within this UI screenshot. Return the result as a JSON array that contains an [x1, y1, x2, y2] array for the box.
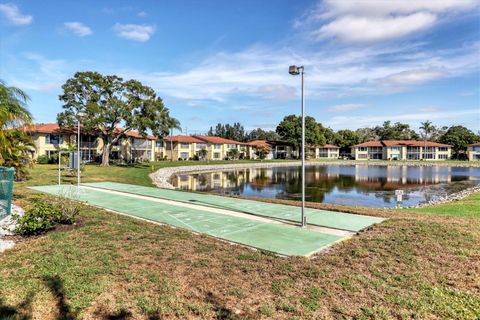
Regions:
[[57, 71, 179, 166], [254, 145, 270, 160], [198, 148, 208, 160], [419, 120, 435, 160], [227, 148, 240, 160]]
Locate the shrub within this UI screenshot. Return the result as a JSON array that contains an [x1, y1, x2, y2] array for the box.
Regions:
[[36, 154, 50, 164], [14, 200, 58, 235], [50, 188, 81, 224]]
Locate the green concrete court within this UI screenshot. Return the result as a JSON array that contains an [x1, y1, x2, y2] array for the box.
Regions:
[[83, 182, 384, 231], [30, 185, 346, 256]]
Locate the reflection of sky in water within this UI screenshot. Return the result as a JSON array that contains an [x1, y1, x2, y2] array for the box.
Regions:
[[172, 165, 480, 208]]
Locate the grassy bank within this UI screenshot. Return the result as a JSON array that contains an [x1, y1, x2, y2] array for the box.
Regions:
[[1, 162, 479, 319]]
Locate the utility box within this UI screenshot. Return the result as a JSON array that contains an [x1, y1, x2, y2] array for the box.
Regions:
[[69, 152, 79, 169], [0, 167, 15, 217]]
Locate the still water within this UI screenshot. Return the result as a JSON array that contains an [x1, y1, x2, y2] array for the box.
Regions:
[[171, 165, 480, 208]]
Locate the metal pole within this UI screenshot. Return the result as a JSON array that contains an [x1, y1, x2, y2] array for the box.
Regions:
[[300, 67, 306, 227], [58, 151, 61, 186], [170, 127, 173, 161], [77, 119, 81, 186]]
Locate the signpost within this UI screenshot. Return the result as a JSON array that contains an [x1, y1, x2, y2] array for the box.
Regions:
[[395, 189, 404, 207]]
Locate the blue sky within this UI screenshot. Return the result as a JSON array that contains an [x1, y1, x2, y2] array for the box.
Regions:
[[1, 0, 479, 134]]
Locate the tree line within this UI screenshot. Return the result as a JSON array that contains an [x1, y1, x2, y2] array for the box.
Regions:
[[208, 117, 480, 159]]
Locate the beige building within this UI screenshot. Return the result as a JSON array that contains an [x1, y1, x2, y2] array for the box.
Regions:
[[162, 136, 206, 160], [247, 140, 297, 159], [306, 144, 340, 159], [23, 123, 156, 162], [352, 140, 452, 161], [467, 142, 480, 161]]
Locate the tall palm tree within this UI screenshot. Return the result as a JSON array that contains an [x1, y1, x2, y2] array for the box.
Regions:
[[0, 80, 34, 179], [420, 120, 435, 160], [0, 80, 32, 128]]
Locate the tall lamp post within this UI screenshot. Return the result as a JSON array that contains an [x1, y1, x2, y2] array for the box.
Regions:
[[77, 112, 85, 186], [289, 65, 306, 228]]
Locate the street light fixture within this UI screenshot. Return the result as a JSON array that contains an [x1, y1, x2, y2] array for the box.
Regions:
[[289, 65, 306, 228]]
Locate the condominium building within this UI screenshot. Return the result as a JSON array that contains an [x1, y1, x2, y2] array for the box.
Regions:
[[352, 140, 452, 161], [305, 144, 340, 159], [162, 135, 205, 160], [467, 142, 480, 161], [194, 136, 249, 160], [247, 140, 297, 159], [23, 123, 156, 162]]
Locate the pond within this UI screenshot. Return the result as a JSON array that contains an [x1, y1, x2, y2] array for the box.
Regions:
[[171, 164, 480, 208]]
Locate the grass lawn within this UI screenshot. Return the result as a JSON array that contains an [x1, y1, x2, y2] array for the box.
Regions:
[[1, 163, 479, 319]]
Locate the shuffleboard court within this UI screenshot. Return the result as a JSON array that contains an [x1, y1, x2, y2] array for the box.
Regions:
[[30, 185, 344, 256], [83, 182, 384, 231]]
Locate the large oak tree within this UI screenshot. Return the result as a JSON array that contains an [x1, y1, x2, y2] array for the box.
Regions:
[[57, 71, 179, 166]]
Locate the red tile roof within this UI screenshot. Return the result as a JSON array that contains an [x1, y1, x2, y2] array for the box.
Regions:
[[247, 140, 270, 147], [23, 123, 156, 140], [469, 142, 480, 147], [163, 135, 204, 143], [353, 140, 384, 147], [22, 123, 63, 134], [323, 144, 339, 149], [354, 140, 451, 148], [194, 135, 245, 145], [125, 131, 156, 140]]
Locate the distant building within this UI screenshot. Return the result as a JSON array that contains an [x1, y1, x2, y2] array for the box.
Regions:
[[194, 135, 249, 160], [162, 135, 207, 160], [23, 123, 156, 162], [306, 144, 340, 159], [351, 140, 452, 161], [467, 142, 480, 161], [247, 140, 297, 159]]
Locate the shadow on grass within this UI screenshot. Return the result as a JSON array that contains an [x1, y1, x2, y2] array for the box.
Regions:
[[206, 292, 238, 320], [43, 275, 77, 320], [0, 292, 34, 320]]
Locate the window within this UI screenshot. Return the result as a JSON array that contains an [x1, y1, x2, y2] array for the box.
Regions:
[[46, 134, 63, 144], [180, 152, 189, 159], [358, 147, 367, 152], [438, 154, 448, 160], [227, 144, 236, 149], [214, 144, 221, 149], [424, 153, 435, 159], [390, 147, 401, 152], [407, 146, 420, 152], [438, 147, 448, 152], [156, 141, 164, 148], [473, 146, 480, 152], [213, 152, 221, 159], [196, 143, 207, 150], [180, 143, 190, 149], [424, 147, 435, 152], [358, 154, 368, 159]]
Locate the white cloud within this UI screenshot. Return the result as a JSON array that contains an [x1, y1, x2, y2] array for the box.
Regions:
[[381, 68, 447, 85], [326, 104, 367, 112], [304, 0, 479, 43], [118, 42, 478, 102], [137, 11, 147, 17], [113, 23, 155, 42], [316, 12, 436, 43], [0, 3, 32, 25], [64, 22, 92, 37]]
